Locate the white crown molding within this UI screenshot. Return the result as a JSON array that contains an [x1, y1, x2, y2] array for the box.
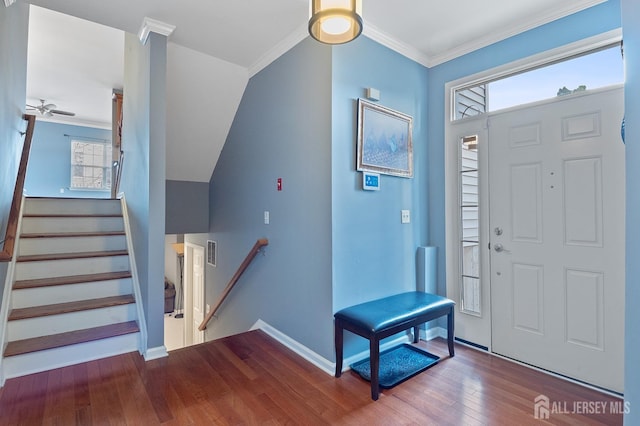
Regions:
[[363, 21, 430, 68], [138, 17, 176, 45], [427, 0, 608, 67], [249, 23, 309, 77]]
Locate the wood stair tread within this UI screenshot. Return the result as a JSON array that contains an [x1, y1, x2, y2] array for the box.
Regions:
[[20, 231, 125, 239], [17, 249, 128, 262], [8, 295, 135, 321], [22, 214, 122, 218], [14, 271, 132, 290], [3, 321, 139, 357]]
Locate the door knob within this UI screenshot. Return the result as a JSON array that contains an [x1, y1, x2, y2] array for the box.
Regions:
[[494, 243, 511, 253]]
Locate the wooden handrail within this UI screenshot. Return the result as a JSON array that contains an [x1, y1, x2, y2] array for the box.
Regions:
[[0, 115, 36, 262], [198, 238, 268, 331]]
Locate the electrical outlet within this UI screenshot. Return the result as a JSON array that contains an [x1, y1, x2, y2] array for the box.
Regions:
[[401, 210, 410, 224]]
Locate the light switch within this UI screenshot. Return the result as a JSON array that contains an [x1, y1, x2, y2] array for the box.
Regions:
[[401, 210, 410, 224], [264, 211, 270, 225]]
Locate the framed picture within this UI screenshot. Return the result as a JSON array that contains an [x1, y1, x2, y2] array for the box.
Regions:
[[357, 99, 413, 178]]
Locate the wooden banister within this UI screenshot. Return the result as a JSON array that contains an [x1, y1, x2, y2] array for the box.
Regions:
[[198, 238, 268, 331], [0, 115, 36, 262]]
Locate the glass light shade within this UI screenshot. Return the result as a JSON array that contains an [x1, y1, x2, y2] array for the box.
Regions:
[[309, 0, 362, 45]]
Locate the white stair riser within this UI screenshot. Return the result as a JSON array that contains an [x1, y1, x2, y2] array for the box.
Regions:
[[15, 255, 130, 281], [21, 216, 124, 234], [23, 199, 122, 216], [2, 332, 140, 380], [8, 304, 137, 341], [19, 235, 127, 256], [11, 278, 133, 309]]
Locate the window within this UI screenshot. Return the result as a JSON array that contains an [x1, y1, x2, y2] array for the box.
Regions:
[[453, 44, 623, 120], [459, 135, 480, 315], [70, 140, 112, 190]]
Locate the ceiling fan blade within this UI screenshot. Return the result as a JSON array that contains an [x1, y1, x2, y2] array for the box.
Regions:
[[50, 109, 76, 117], [43, 103, 57, 110]]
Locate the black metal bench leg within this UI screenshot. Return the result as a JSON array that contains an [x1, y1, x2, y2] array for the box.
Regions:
[[335, 319, 344, 377], [447, 308, 455, 357], [413, 325, 420, 343], [369, 337, 380, 400]]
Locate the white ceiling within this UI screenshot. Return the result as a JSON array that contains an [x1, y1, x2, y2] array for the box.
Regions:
[[22, 0, 608, 180]]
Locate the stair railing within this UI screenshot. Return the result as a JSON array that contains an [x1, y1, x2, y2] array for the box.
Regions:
[[198, 238, 268, 331], [111, 150, 124, 199], [0, 115, 35, 262]]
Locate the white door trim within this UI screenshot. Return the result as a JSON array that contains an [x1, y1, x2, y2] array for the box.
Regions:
[[443, 29, 622, 351]]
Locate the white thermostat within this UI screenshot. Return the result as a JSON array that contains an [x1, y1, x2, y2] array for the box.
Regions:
[[363, 172, 380, 191]]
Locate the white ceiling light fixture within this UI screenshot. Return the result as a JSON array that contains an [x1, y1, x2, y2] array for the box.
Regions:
[[309, 0, 362, 45]]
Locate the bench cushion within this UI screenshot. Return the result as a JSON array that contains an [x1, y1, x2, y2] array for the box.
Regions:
[[334, 291, 454, 333]]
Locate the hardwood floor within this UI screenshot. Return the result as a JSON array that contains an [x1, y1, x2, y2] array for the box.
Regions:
[[0, 330, 622, 425]]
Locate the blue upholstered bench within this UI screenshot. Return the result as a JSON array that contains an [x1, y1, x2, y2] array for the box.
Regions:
[[334, 291, 455, 400]]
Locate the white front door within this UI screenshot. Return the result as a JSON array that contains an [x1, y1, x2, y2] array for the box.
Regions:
[[192, 246, 205, 345], [489, 86, 625, 392]]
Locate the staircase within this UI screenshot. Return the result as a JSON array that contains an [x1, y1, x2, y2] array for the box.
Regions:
[[1, 197, 143, 380]]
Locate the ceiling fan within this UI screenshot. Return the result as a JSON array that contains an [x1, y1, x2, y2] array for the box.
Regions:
[[26, 99, 75, 117]]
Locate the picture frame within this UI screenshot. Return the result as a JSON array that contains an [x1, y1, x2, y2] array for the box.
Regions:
[[357, 99, 413, 178]]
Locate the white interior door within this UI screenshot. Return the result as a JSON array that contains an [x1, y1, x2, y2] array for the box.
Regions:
[[184, 243, 205, 346], [489, 86, 625, 392], [192, 245, 205, 345]]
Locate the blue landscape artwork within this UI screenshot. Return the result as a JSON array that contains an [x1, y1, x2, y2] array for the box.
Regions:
[[357, 99, 413, 178]]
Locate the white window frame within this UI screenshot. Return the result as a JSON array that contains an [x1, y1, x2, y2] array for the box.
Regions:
[[70, 139, 112, 191]]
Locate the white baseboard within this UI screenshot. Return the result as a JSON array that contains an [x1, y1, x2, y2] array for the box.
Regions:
[[251, 320, 335, 375], [423, 326, 448, 341], [144, 345, 168, 361], [251, 320, 445, 376]]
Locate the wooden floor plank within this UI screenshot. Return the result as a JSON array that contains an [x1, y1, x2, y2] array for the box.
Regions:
[[0, 330, 623, 425], [8, 294, 135, 321]]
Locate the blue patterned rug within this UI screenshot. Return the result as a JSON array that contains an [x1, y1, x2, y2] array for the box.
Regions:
[[350, 344, 440, 388]]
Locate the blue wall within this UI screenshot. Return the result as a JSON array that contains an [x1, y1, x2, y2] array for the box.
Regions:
[[622, 0, 640, 421], [331, 36, 429, 353], [186, 37, 335, 359], [165, 180, 209, 234], [0, 2, 29, 299], [24, 121, 111, 198], [427, 0, 622, 297], [120, 31, 167, 352], [187, 35, 430, 361]]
